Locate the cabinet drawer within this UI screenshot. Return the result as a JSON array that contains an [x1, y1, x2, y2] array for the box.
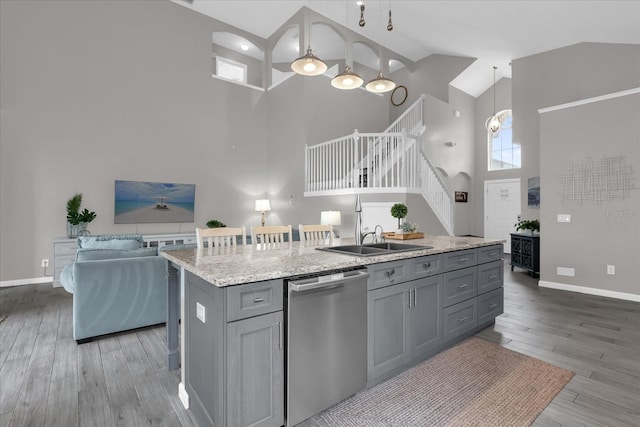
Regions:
[[442, 266, 477, 307], [443, 298, 477, 343], [368, 260, 408, 290], [54, 242, 78, 256], [478, 287, 503, 325], [409, 254, 443, 279], [477, 260, 503, 295], [477, 245, 503, 264], [226, 279, 283, 322], [443, 249, 477, 272]]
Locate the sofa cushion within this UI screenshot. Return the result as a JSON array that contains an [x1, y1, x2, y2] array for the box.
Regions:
[[60, 264, 75, 293], [78, 234, 143, 250], [76, 247, 157, 262]]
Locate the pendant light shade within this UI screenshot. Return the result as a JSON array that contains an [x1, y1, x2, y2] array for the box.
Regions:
[[366, 70, 396, 93], [331, 65, 364, 90], [291, 47, 328, 76], [486, 66, 501, 133]]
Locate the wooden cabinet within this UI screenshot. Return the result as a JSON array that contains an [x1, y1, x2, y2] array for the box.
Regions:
[[184, 273, 284, 427], [367, 275, 442, 384], [510, 233, 540, 276]]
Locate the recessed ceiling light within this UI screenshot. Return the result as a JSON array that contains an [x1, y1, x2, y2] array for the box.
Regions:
[[240, 43, 249, 51], [356, 1, 364, 6]]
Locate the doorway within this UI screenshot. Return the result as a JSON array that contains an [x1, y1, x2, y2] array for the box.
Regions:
[[484, 179, 520, 253]]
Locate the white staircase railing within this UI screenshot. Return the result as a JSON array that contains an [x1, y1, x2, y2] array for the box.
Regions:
[[304, 94, 454, 235]]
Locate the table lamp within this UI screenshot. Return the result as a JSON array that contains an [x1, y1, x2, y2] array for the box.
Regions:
[[255, 199, 271, 226]]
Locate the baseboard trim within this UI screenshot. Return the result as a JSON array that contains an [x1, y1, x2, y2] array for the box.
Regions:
[[1, 276, 53, 288], [539, 280, 640, 302], [178, 382, 189, 409]]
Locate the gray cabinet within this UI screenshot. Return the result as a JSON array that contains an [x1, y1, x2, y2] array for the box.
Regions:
[[510, 233, 539, 276], [53, 237, 77, 287], [184, 272, 284, 427], [367, 272, 442, 384]]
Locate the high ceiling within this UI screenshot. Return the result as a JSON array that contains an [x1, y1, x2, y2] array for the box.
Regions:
[[173, 0, 640, 97]]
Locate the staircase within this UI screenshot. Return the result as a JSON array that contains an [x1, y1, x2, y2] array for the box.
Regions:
[[304, 95, 455, 235]]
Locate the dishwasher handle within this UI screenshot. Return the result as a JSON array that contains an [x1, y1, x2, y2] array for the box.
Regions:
[[289, 270, 369, 292]]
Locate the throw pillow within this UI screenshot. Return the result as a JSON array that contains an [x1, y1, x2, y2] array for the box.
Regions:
[[78, 234, 143, 250]]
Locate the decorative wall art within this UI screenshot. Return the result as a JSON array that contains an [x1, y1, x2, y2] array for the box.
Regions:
[[528, 176, 540, 208], [560, 155, 634, 204], [455, 191, 468, 203], [114, 180, 196, 224]]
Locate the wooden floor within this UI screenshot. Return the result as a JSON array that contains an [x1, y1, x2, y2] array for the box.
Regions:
[[1, 257, 639, 426]]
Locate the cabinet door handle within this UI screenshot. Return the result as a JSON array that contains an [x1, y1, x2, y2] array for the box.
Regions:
[[457, 283, 469, 289], [407, 290, 412, 308], [488, 303, 498, 309], [423, 262, 431, 274], [412, 287, 417, 308], [386, 268, 395, 282], [489, 275, 498, 280], [457, 316, 469, 323], [253, 297, 265, 303], [458, 257, 469, 263], [277, 321, 282, 350]]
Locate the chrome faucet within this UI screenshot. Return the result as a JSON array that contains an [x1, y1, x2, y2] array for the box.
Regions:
[[360, 225, 385, 245]]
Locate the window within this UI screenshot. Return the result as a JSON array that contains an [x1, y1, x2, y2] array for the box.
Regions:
[[488, 110, 520, 170], [215, 56, 247, 84]]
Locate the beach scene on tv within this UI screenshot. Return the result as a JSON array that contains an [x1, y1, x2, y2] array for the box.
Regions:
[[114, 180, 195, 224]]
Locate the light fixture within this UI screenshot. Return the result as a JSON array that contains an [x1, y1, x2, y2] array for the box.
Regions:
[[254, 199, 271, 226], [331, 2, 364, 90], [486, 66, 501, 134], [366, 45, 395, 93], [290, 6, 327, 76], [240, 43, 249, 51], [358, 2, 366, 27]]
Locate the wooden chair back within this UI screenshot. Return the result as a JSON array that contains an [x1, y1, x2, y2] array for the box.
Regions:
[[298, 224, 333, 242], [196, 227, 246, 249], [251, 225, 293, 244]]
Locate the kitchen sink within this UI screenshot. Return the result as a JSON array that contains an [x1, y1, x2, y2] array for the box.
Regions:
[[317, 242, 432, 257]]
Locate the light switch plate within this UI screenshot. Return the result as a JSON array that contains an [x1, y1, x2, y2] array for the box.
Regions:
[[557, 214, 571, 223], [607, 265, 615, 275], [196, 302, 206, 323]]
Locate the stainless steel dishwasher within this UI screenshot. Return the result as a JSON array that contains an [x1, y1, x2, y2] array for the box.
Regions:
[[286, 269, 369, 427]]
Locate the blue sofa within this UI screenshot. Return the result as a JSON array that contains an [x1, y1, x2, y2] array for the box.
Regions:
[[60, 234, 168, 342]]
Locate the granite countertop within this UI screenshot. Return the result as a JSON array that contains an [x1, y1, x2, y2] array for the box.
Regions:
[[160, 235, 505, 287]]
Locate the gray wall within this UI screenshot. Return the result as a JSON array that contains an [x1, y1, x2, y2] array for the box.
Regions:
[[512, 42, 640, 296], [539, 93, 639, 295]]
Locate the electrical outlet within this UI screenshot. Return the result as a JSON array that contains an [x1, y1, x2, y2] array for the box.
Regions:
[[196, 302, 206, 323], [41, 259, 49, 268], [607, 265, 615, 275]]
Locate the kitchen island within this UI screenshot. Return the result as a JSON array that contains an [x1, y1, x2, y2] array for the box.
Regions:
[[161, 235, 505, 427]]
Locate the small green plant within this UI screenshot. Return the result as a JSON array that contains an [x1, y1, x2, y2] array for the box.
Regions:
[[206, 219, 226, 228], [390, 203, 408, 228], [401, 221, 418, 234], [66, 193, 96, 225], [514, 219, 540, 233]]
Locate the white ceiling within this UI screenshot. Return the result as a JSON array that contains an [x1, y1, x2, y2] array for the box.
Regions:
[[174, 0, 640, 97]]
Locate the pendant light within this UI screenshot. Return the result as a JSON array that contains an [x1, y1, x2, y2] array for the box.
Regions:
[[366, 46, 395, 93], [291, 6, 327, 76], [331, 1, 364, 90], [486, 66, 501, 133]]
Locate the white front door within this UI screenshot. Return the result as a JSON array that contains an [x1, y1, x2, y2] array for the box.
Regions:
[[484, 179, 521, 253]]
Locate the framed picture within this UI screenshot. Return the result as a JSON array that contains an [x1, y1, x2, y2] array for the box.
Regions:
[[114, 180, 196, 224], [528, 176, 540, 208], [455, 191, 468, 203]]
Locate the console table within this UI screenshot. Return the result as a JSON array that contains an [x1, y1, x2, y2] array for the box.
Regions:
[[52, 232, 196, 287], [510, 233, 539, 277]]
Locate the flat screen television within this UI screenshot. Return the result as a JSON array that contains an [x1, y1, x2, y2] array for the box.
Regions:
[[114, 180, 195, 224]]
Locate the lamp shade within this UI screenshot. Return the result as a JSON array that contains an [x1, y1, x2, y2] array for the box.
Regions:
[[331, 66, 363, 90], [291, 47, 327, 76], [254, 199, 271, 212], [365, 71, 396, 93], [320, 211, 342, 226]]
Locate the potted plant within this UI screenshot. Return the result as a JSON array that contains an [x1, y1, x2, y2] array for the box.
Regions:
[[66, 193, 97, 238], [206, 219, 226, 228], [390, 203, 408, 230], [514, 219, 540, 235]]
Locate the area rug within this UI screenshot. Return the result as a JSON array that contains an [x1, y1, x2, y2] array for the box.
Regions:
[[319, 337, 573, 427]]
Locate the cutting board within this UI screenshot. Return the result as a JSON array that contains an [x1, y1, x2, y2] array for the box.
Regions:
[[383, 232, 425, 240]]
